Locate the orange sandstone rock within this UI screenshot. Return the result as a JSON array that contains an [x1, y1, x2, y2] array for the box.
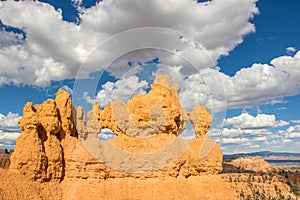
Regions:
[[190, 104, 212, 137], [7, 75, 300, 200], [223, 156, 278, 173], [55, 88, 77, 140], [99, 74, 186, 137], [9, 74, 222, 182], [10, 90, 77, 181]]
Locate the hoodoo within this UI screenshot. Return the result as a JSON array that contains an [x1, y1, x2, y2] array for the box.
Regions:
[[4, 75, 236, 200]]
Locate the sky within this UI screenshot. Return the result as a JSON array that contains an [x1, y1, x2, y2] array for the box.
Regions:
[[0, 0, 299, 154]]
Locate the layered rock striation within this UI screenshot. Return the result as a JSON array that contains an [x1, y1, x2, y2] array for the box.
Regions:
[[9, 74, 222, 182], [222, 157, 278, 174]]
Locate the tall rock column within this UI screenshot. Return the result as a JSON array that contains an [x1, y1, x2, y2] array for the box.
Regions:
[[9, 91, 72, 181], [35, 100, 63, 181], [10, 102, 48, 180]]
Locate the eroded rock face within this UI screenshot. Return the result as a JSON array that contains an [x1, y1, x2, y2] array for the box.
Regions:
[[55, 89, 77, 140], [10, 102, 48, 180], [190, 104, 212, 137], [222, 157, 278, 173], [99, 75, 186, 137], [10, 75, 223, 182], [10, 89, 76, 181]]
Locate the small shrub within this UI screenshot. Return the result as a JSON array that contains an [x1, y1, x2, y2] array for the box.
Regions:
[[291, 185, 300, 196]]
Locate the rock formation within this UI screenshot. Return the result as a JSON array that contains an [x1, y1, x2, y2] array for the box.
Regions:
[[222, 157, 278, 173], [11, 100, 63, 181], [9, 74, 222, 182], [0, 149, 11, 169], [98, 74, 186, 137], [5, 74, 299, 200]]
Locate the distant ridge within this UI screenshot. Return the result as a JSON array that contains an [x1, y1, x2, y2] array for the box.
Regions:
[[224, 151, 300, 160]]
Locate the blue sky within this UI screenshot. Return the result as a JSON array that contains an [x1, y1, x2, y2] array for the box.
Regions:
[[0, 0, 299, 154]]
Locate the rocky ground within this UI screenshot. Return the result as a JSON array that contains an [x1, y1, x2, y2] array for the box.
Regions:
[[1, 150, 300, 199], [0, 167, 238, 200], [0, 165, 299, 200]]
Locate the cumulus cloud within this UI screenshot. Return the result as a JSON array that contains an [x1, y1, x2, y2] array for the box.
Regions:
[[0, 0, 258, 86], [253, 136, 267, 142], [80, 0, 258, 50], [213, 126, 277, 149], [221, 127, 273, 138], [84, 75, 149, 106], [223, 112, 289, 129], [286, 46, 297, 54], [220, 137, 249, 145], [208, 110, 295, 150], [0, 112, 21, 132], [0, 1, 88, 86], [0, 29, 24, 47], [0, 131, 20, 149], [291, 120, 300, 124], [0, 112, 21, 149], [279, 125, 300, 139], [210, 124, 274, 149], [83, 49, 300, 113], [282, 138, 292, 143], [179, 51, 300, 111], [209, 113, 299, 151]]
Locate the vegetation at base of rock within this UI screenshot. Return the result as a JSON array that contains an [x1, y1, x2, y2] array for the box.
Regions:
[[221, 171, 299, 200]]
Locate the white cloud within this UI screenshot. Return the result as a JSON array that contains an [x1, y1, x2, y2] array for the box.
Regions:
[[0, 112, 21, 132], [209, 112, 288, 149], [222, 127, 273, 137], [179, 51, 300, 111], [85, 75, 149, 106], [98, 128, 116, 141], [286, 46, 297, 54], [253, 136, 267, 142], [220, 137, 249, 145], [264, 139, 281, 146], [249, 144, 260, 149], [289, 133, 300, 138], [83, 91, 95, 104], [291, 120, 300, 124], [80, 0, 258, 50], [71, 0, 83, 8], [282, 138, 292, 143], [0, 131, 20, 149], [279, 125, 300, 139], [0, 112, 21, 149], [0, 1, 89, 86], [0, 1, 106, 86], [62, 85, 73, 94], [0, 131, 20, 141], [0, 0, 259, 87], [209, 116, 300, 151], [223, 112, 289, 129], [88, 49, 300, 113], [211, 126, 273, 149], [0, 29, 23, 47]]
